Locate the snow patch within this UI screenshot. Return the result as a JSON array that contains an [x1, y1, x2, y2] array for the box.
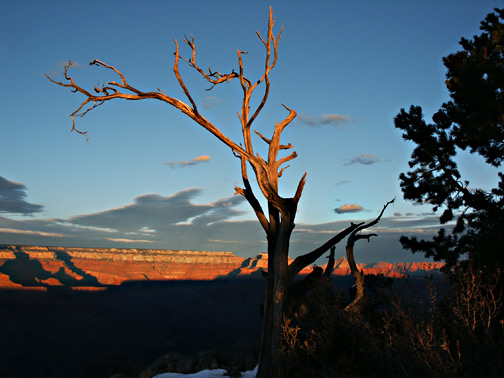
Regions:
[[154, 365, 258, 378]]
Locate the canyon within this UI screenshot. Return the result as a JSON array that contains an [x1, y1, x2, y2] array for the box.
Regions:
[[0, 245, 445, 289], [0, 244, 446, 378]]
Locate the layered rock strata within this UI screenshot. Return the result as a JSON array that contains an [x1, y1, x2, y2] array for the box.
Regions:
[[0, 245, 445, 289], [0, 245, 244, 288], [234, 254, 445, 278]]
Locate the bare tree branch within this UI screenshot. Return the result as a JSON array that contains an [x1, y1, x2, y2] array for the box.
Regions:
[[323, 246, 336, 278], [345, 198, 395, 312], [173, 40, 199, 114], [269, 105, 296, 168], [293, 173, 307, 203], [180, 34, 239, 90], [350, 198, 395, 238], [254, 129, 293, 150], [235, 156, 269, 232], [247, 9, 283, 129], [288, 222, 363, 282], [47, 59, 256, 164], [278, 165, 290, 178]]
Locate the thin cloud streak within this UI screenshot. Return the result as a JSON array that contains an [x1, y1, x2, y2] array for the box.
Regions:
[[208, 239, 265, 245], [335, 179, 353, 185], [165, 155, 211, 168], [365, 226, 441, 235], [297, 113, 355, 127], [202, 96, 222, 109], [344, 153, 380, 166], [107, 238, 153, 243], [0, 228, 65, 238], [293, 228, 336, 234]]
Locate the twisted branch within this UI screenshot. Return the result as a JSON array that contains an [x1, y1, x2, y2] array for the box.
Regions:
[[345, 198, 395, 312]]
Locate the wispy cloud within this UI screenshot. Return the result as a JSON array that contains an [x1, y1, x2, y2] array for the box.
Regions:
[[335, 179, 353, 185], [344, 153, 380, 166], [165, 155, 211, 168], [202, 96, 222, 109], [293, 228, 336, 234], [107, 238, 153, 243], [208, 239, 264, 245], [297, 113, 354, 127], [55, 221, 117, 233], [364, 226, 440, 235], [393, 212, 419, 217], [193, 155, 211, 162], [0, 191, 446, 262], [68, 189, 245, 232], [0, 176, 43, 215], [0, 228, 65, 237], [334, 203, 364, 214]]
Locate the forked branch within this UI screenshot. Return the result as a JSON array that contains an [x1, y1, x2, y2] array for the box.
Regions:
[[234, 156, 269, 232], [288, 222, 363, 282], [345, 198, 395, 312], [180, 34, 239, 91], [46, 8, 298, 207]]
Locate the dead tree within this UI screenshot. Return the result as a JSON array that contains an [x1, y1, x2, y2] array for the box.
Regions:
[[47, 8, 389, 377], [345, 198, 395, 312]]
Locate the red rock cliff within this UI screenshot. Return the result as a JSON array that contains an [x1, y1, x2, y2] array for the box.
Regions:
[[0, 245, 245, 287], [0, 245, 444, 289]]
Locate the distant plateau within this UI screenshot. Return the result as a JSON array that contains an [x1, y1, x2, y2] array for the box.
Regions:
[[0, 245, 445, 289]]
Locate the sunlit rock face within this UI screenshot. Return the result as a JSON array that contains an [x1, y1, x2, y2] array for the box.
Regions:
[[0, 245, 445, 289], [236, 254, 445, 279], [0, 245, 245, 288], [229, 253, 316, 277]]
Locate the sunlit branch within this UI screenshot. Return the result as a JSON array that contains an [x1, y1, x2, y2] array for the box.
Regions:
[[173, 40, 199, 114], [254, 130, 293, 150], [180, 35, 238, 90], [235, 156, 269, 232]]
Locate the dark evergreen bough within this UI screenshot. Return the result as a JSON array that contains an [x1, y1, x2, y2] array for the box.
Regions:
[[394, 8, 504, 271]]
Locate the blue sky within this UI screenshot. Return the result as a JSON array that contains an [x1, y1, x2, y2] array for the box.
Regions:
[[0, 0, 500, 263]]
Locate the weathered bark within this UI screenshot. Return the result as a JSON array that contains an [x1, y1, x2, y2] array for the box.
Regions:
[[345, 243, 366, 312], [258, 215, 292, 377]]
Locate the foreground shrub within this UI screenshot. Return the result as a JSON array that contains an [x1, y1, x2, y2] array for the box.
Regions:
[[281, 267, 503, 378]]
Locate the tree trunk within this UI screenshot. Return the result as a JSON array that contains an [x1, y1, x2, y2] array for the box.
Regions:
[[345, 244, 365, 312], [257, 213, 293, 378]]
